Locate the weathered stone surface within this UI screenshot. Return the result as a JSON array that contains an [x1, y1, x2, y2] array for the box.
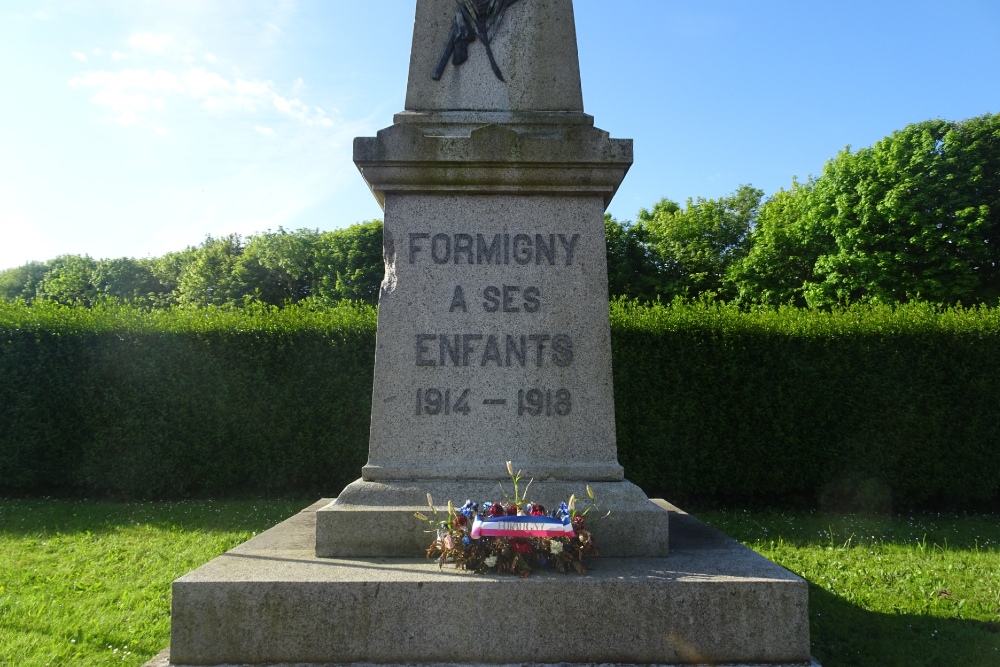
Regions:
[[354, 120, 633, 209], [364, 192, 619, 482], [167, 500, 815, 666], [317, 479, 668, 558], [405, 0, 584, 113], [325, 0, 662, 559], [152, 656, 822, 667]]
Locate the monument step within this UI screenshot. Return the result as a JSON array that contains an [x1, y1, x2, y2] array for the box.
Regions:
[[146, 650, 821, 667], [316, 479, 670, 558], [165, 500, 815, 666]]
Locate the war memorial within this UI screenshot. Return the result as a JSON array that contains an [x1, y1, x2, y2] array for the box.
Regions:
[[152, 1, 818, 665]]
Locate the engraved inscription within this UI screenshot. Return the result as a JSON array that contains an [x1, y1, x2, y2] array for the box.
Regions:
[[409, 233, 580, 266], [407, 228, 586, 423], [416, 388, 472, 416], [518, 389, 572, 417], [482, 285, 541, 313], [412, 389, 571, 417], [415, 333, 573, 367]]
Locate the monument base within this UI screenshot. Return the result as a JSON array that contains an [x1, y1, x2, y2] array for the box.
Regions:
[[163, 500, 817, 666], [317, 478, 670, 558], [146, 656, 822, 667]]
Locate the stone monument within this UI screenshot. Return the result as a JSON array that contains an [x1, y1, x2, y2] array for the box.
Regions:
[[155, 2, 818, 665], [314, 0, 669, 559]]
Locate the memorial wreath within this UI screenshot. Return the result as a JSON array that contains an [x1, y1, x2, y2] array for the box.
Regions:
[[414, 462, 605, 577]]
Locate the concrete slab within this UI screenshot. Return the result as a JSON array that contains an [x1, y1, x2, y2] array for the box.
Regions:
[[166, 500, 815, 666], [146, 651, 823, 667]]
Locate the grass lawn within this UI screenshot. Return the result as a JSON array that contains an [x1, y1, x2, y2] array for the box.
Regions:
[[0, 499, 308, 667], [699, 510, 1000, 666], [1, 500, 998, 666]]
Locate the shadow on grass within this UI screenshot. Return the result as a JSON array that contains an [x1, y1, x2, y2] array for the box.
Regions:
[[0, 498, 315, 537], [810, 583, 1000, 667], [696, 509, 1000, 552]]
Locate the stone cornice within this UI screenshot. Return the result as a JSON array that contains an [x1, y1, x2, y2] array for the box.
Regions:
[[354, 117, 633, 210]]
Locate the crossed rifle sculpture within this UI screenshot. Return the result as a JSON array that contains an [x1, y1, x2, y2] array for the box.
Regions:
[[432, 0, 522, 82]]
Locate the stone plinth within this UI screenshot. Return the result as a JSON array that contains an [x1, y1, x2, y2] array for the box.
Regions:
[[317, 479, 669, 558], [320, 115, 672, 556], [354, 119, 632, 485], [164, 500, 816, 667]]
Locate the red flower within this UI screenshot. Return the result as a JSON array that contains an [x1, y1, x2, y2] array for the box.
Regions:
[[454, 514, 468, 527], [572, 515, 585, 531], [529, 504, 546, 516], [506, 505, 518, 516], [489, 503, 506, 518], [510, 538, 533, 555]]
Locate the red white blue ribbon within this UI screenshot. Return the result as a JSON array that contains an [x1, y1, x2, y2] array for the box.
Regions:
[[470, 515, 574, 539]]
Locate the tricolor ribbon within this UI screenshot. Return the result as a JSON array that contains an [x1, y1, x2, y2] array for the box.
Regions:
[[470, 515, 574, 539]]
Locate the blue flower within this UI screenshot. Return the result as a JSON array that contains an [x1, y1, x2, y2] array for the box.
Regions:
[[539, 557, 549, 566], [462, 537, 471, 546], [459, 499, 479, 517]]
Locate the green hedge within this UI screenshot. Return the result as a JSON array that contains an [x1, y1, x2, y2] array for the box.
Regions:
[[2, 299, 999, 509], [611, 298, 1000, 510], [0, 301, 376, 499]]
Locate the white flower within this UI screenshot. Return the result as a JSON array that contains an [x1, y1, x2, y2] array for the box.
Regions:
[[484, 556, 498, 567], [550, 541, 564, 554]]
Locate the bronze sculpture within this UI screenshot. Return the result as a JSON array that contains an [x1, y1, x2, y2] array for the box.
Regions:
[[432, 0, 522, 82]]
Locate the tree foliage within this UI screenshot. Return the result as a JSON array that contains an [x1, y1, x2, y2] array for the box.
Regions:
[[605, 186, 763, 302], [639, 185, 763, 301], [3, 114, 998, 310], [605, 114, 1000, 308], [0, 220, 386, 308], [604, 213, 660, 301], [733, 114, 1000, 307]]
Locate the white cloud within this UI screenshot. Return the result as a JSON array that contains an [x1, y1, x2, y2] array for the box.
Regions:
[[73, 69, 184, 93], [204, 53, 217, 64], [272, 94, 334, 127], [128, 32, 172, 53], [92, 48, 103, 57], [72, 51, 88, 62], [71, 63, 339, 134], [255, 126, 275, 137], [112, 52, 126, 61], [235, 79, 270, 97], [71, 69, 182, 127], [182, 68, 230, 98], [0, 184, 53, 270]]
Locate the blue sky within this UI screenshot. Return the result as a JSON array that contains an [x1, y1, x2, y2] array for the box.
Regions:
[[1, 0, 997, 270]]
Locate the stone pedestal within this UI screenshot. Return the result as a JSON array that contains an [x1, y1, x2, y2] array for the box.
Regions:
[[160, 500, 816, 667], [317, 0, 670, 558], [317, 111, 671, 557]]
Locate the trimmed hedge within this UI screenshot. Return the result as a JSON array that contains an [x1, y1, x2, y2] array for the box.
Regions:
[[611, 299, 1000, 510], [2, 299, 999, 509], [0, 301, 376, 499]]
